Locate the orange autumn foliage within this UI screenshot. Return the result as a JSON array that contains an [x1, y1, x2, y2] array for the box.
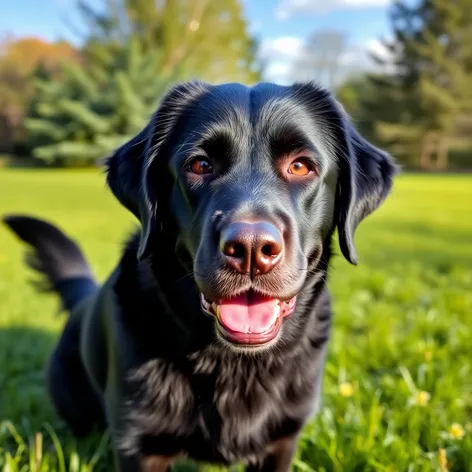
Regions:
[[0, 36, 81, 152]]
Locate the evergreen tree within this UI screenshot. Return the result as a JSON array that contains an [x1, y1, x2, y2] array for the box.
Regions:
[[0, 37, 80, 154], [75, 0, 261, 84], [364, 0, 472, 167], [25, 38, 173, 165], [360, 1, 430, 163], [25, 0, 262, 166]]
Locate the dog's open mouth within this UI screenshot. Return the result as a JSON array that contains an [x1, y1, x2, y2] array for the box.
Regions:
[[200, 291, 296, 345]]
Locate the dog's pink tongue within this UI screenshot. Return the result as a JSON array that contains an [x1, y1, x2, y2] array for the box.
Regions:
[[218, 293, 280, 334]]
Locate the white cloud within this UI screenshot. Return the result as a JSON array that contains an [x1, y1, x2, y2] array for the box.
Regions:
[[259, 35, 394, 86], [276, 0, 391, 20], [365, 38, 397, 72], [258, 37, 304, 84], [366, 38, 390, 60], [259, 36, 304, 60], [264, 62, 293, 84]]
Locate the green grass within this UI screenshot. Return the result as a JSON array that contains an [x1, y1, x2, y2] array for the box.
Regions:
[[1, 168, 471, 471]]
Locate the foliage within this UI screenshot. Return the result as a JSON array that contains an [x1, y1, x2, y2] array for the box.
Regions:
[[335, 74, 377, 139], [291, 30, 350, 89], [358, 0, 472, 167], [336, 74, 424, 168], [25, 38, 172, 165], [75, 0, 262, 85], [0, 37, 80, 153], [23, 0, 262, 166], [1, 170, 472, 470], [412, 0, 472, 132]]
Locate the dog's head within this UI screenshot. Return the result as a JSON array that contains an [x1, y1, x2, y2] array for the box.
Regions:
[[107, 81, 397, 350]]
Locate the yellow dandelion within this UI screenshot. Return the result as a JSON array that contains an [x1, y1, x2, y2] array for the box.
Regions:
[[466, 422, 472, 432], [438, 448, 448, 472], [339, 382, 354, 398], [424, 350, 433, 362], [448, 423, 465, 440], [414, 390, 431, 406]]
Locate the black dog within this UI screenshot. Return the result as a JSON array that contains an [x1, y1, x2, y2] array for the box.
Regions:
[[4, 81, 396, 471]]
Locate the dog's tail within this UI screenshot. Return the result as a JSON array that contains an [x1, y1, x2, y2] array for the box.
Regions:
[[3, 215, 98, 312]]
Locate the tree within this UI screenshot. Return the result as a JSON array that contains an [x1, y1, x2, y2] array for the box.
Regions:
[[413, 0, 472, 168], [0, 36, 80, 152], [74, 0, 261, 84], [291, 30, 350, 89], [25, 38, 173, 165], [365, 0, 472, 169], [24, 0, 262, 166], [335, 74, 376, 138]]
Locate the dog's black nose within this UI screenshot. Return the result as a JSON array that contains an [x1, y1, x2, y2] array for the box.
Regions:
[[220, 222, 283, 276]]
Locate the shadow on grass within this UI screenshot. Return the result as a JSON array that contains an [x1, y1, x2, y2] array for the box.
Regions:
[[0, 326, 208, 471], [0, 325, 57, 427], [0, 326, 112, 470]]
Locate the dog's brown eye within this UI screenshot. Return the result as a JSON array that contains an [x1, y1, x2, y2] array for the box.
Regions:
[[288, 159, 313, 176], [190, 159, 213, 175]]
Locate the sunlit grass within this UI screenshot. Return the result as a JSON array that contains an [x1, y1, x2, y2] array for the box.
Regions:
[[1, 169, 471, 471]]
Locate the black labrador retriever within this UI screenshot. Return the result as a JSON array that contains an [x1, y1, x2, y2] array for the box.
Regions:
[[4, 80, 396, 471]]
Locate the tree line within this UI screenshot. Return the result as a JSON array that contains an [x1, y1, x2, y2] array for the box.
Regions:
[[0, 0, 471, 170], [337, 0, 472, 170]]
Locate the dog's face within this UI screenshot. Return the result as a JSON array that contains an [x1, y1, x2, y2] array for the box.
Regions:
[[107, 81, 396, 350]]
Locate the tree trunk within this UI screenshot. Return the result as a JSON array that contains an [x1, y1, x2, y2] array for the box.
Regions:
[[420, 132, 433, 170], [436, 135, 449, 170]]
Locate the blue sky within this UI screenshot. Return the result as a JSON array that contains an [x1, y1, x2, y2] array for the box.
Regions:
[[0, 0, 392, 84]]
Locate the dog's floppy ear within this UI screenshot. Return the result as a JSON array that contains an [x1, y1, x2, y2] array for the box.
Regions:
[[106, 80, 209, 260], [105, 123, 154, 260], [290, 81, 397, 265], [335, 111, 398, 265]]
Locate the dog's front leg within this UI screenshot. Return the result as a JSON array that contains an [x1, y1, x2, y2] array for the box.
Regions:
[[246, 436, 298, 472]]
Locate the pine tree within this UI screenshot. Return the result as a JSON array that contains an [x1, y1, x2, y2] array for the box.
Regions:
[[364, 0, 472, 168], [25, 39, 173, 165], [25, 0, 262, 166], [359, 1, 429, 163], [413, 0, 472, 168]]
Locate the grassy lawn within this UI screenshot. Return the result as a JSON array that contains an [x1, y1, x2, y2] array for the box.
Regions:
[[0, 168, 471, 471]]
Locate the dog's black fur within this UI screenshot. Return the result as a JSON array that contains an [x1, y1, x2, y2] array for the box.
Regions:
[[4, 81, 397, 471]]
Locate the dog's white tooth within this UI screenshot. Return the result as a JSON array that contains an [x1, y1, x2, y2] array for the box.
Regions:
[[274, 303, 281, 317]]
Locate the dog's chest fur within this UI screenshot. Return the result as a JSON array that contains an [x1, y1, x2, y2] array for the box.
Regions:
[[119, 341, 326, 464], [113, 236, 331, 464]]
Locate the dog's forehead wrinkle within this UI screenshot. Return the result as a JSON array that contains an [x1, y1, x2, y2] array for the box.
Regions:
[[256, 96, 299, 131], [291, 116, 341, 172], [198, 119, 248, 149], [263, 83, 347, 168], [180, 107, 251, 160], [253, 97, 333, 167]]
